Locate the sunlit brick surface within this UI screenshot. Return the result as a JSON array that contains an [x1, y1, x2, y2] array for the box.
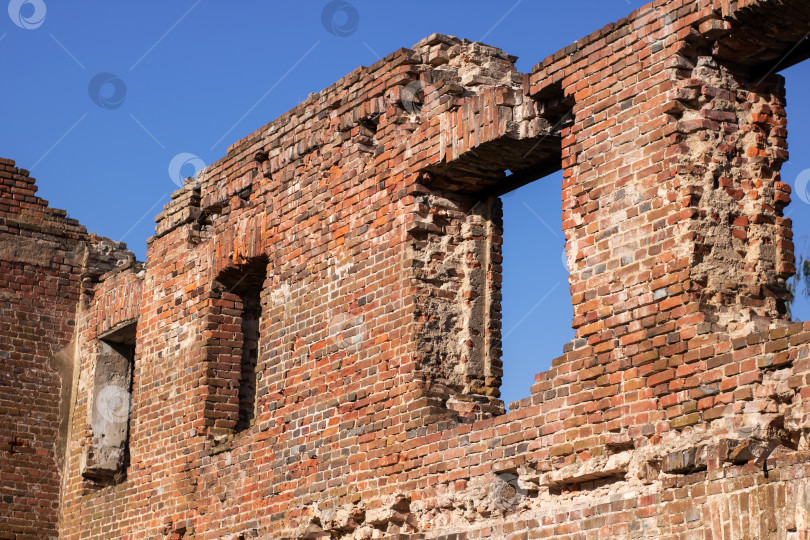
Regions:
[[3, 0, 810, 538]]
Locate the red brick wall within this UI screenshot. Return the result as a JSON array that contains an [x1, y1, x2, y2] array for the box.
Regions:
[[0, 159, 118, 538], [0, 159, 86, 538], [0, 159, 137, 538], [3, 0, 810, 538]]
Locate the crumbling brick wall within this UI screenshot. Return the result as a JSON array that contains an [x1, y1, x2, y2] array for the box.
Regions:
[[0, 159, 135, 538], [2, 0, 810, 538]]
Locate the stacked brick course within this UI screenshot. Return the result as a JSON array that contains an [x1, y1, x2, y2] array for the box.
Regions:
[[2, 0, 810, 538]]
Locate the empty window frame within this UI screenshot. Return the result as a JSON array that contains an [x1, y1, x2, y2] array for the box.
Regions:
[[82, 321, 136, 483]]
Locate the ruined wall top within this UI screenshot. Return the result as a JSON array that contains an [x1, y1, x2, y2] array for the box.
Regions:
[[153, 34, 528, 239]]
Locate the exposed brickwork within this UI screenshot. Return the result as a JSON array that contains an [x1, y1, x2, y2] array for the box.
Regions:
[[2, 0, 810, 538], [0, 159, 134, 538]]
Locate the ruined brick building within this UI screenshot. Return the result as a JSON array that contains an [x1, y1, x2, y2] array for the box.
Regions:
[[2, 0, 810, 537]]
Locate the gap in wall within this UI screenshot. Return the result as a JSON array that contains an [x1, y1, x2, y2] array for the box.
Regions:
[[236, 286, 261, 431], [500, 170, 573, 410], [782, 60, 810, 322]]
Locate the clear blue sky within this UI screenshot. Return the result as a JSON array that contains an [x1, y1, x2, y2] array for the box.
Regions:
[[2, 1, 808, 407]]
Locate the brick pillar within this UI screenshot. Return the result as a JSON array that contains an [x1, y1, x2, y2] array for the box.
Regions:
[[668, 56, 792, 333]]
